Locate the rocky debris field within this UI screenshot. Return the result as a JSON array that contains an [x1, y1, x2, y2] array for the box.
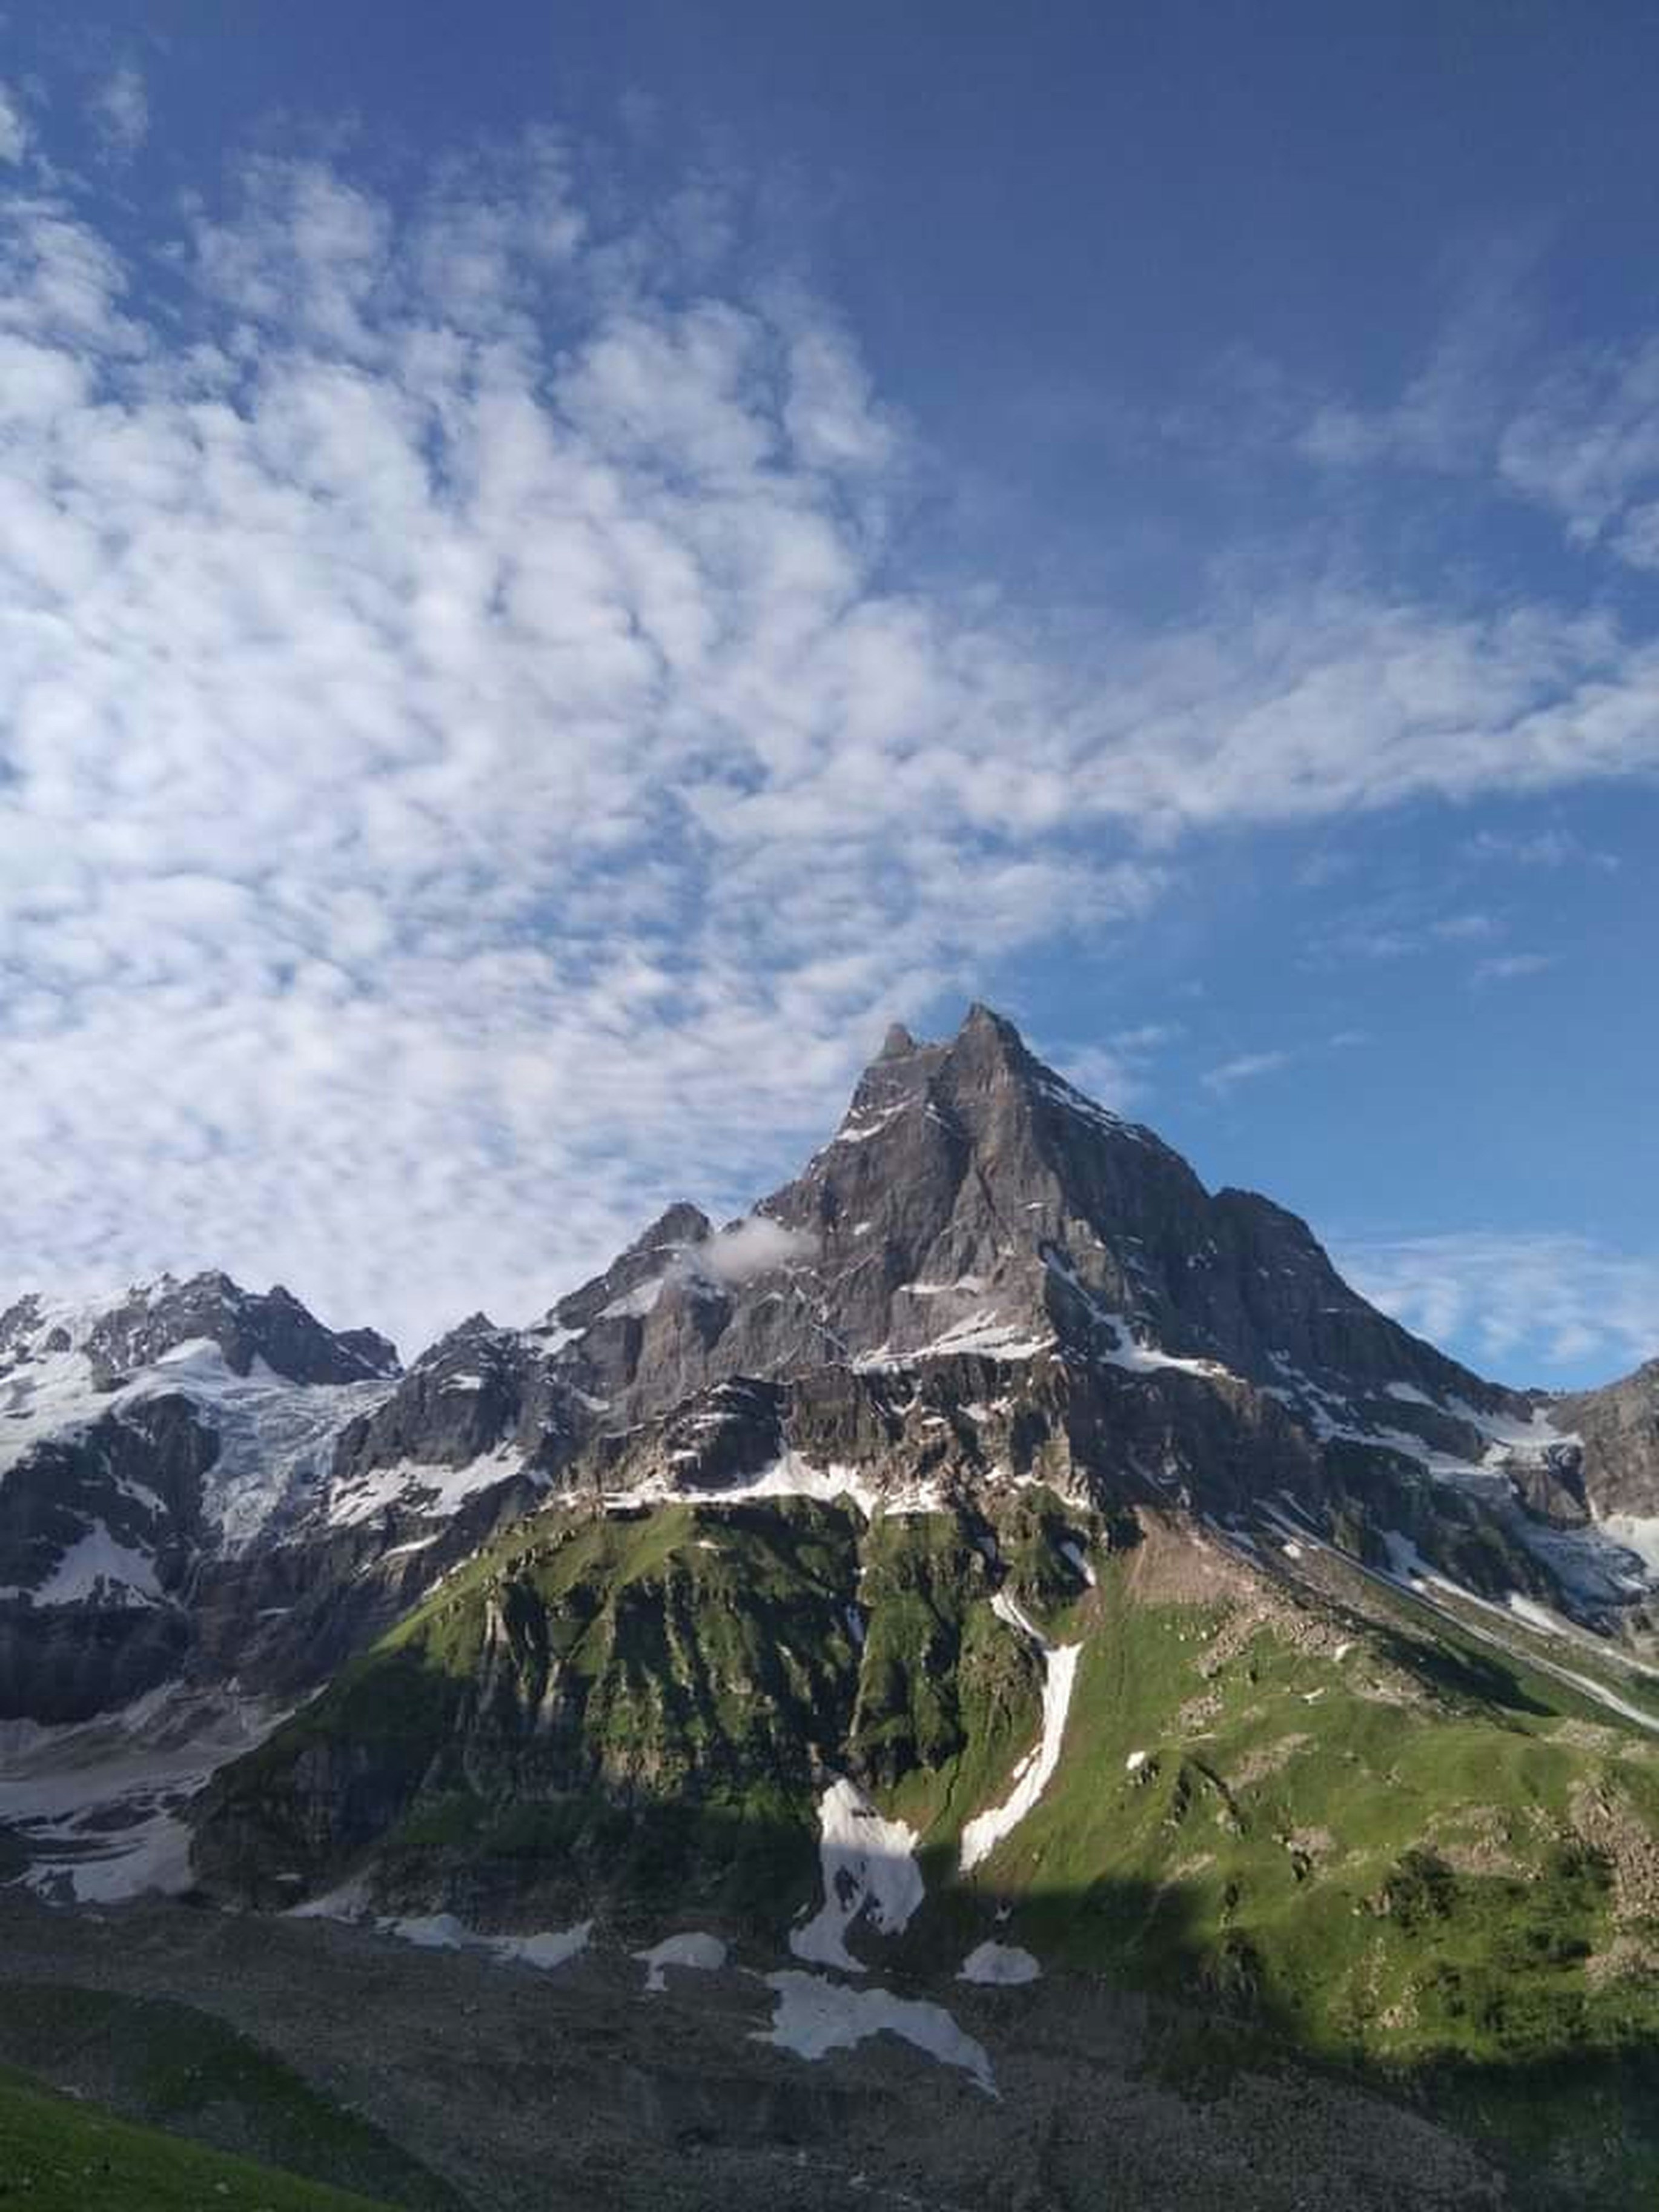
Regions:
[[0, 1887, 1508, 2212]]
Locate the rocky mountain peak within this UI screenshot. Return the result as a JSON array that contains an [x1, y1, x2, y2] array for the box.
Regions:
[[548, 1202, 714, 1334], [78, 1272, 399, 1389], [226, 1001, 1658, 1618]]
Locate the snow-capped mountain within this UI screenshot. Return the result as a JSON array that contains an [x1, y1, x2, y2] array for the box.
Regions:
[[0, 1273, 547, 1723], [291, 1002, 1659, 1633], [6, 1008, 1658, 1736]]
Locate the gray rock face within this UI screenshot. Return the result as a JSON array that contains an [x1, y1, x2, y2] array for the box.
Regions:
[[1558, 1360, 1659, 1517], [347, 1002, 1578, 1512], [332, 1315, 557, 1482]]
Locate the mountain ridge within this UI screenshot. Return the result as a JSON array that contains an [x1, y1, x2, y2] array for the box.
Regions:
[[5, 1003, 1657, 1738]]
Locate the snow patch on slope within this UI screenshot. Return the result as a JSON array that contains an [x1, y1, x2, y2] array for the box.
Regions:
[[958, 1941, 1041, 1985], [378, 1913, 592, 1970], [960, 1592, 1081, 1873], [790, 1777, 924, 1972], [1, 1687, 280, 1904], [26, 1523, 162, 1608], [757, 1971, 995, 2094], [635, 1932, 729, 1991], [325, 1443, 530, 1528]]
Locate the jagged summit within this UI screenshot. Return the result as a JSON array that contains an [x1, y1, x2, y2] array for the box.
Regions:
[[0, 1271, 397, 1391], [300, 998, 1617, 1571]]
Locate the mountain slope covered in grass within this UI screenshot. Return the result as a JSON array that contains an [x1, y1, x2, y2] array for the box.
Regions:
[[0, 2062, 404, 2212]]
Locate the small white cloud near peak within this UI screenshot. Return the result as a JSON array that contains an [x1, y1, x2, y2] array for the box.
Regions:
[[90, 62, 149, 156], [695, 1216, 817, 1286]]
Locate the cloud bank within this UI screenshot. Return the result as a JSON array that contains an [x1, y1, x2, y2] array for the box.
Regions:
[[2, 132, 1658, 1351]]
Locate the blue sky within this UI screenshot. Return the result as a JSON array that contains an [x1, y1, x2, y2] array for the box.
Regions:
[[2, 5, 1657, 1383]]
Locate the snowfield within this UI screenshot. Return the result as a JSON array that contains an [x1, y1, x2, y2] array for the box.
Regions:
[[758, 1970, 996, 2094], [790, 1777, 925, 1972]]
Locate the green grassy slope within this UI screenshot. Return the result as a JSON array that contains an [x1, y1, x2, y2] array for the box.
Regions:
[[190, 1487, 1659, 2199], [0, 2062, 400, 2212], [0, 1984, 461, 2211]]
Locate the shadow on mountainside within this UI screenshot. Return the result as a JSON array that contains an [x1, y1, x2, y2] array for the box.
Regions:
[[174, 1482, 1659, 2212], [180, 1721, 1659, 2212]]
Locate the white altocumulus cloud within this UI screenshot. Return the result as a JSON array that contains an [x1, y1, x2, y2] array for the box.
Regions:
[[1339, 1233, 1659, 1381], [89, 64, 149, 156], [1293, 267, 1659, 574], [4, 139, 1659, 1351], [0, 81, 28, 167], [1202, 1050, 1294, 1096]]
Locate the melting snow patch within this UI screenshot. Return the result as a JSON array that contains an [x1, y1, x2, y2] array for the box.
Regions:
[[1508, 1594, 1567, 1637], [490, 1924, 592, 1970], [1125, 1749, 1148, 1773], [1058, 1538, 1096, 1587], [960, 1594, 1081, 1873], [958, 1941, 1041, 1986], [635, 1932, 729, 1992], [288, 1875, 375, 1922], [790, 1778, 924, 1972], [382, 1912, 469, 1950], [758, 1971, 995, 2094], [378, 1914, 592, 1970], [24, 1810, 192, 1904], [325, 1445, 528, 1528], [30, 1523, 163, 1608]]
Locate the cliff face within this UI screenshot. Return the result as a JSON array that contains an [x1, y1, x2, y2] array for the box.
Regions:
[[1559, 1359, 1659, 1517]]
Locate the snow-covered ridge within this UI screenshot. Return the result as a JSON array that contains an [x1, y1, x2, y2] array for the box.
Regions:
[[1031, 1069, 1148, 1147], [1043, 1250, 1233, 1380], [855, 1313, 1056, 1369], [1, 1300, 400, 1601], [614, 1448, 952, 1522]]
